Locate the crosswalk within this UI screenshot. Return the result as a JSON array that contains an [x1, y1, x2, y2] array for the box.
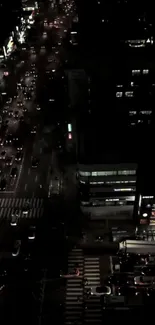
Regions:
[[84, 257, 102, 324], [0, 197, 44, 219], [65, 248, 84, 325]]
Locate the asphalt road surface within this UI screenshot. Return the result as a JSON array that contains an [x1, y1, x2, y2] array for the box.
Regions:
[[0, 0, 76, 199]]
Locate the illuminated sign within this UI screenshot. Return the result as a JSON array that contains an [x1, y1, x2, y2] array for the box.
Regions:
[[140, 219, 148, 224], [68, 123, 72, 132]]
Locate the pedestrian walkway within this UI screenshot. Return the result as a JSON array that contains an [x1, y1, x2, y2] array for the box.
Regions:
[[0, 197, 44, 220], [65, 248, 84, 325], [84, 257, 102, 324]]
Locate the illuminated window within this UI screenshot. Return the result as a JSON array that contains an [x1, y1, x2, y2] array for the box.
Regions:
[[97, 171, 117, 176], [125, 91, 134, 97], [129, 111, 136, 115], [116, 85, 123, 88], [118, 170, 136, 175], [132, 69, 140, 76], [79, 171, 91, 176], [92, 172, 98, 176], [143, 69, 149, 74], [140, 110, 152, 115], [114, 188, 133, 192], [116, 92, 123, 98]]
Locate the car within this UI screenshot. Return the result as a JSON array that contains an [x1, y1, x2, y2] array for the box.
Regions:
[[2, 107, 8, 114], [31, 157, 39, 168], [134, 275, 155, 286], [134, 265, 155, 276], [17, 101, 23, 107], [0, 150, 6, 160], [36, 104, 41, 111], [90, 285, 111, 296], [10, 167, 18, 178], [28, 226, 36, 240], [31, 126, 37, 134], [0, 138, 4, 146], [6, 98, 12, 105], [22, 201, 30, 215], [0, 179, 6, 191], [15, 151, 23, 162], [13, 111, 19, 119], [107, 273, 133, 286], [5, 134, 12, 145], [29, 86, 34, 92], [8, 110, 13, 117], [25, 95, 31, 101], [10, 211, 19, 226], [16, 142, 23, 151], [95, 235, 104, 242], [12, 240, 21, 257], [13, 135, 19, 142], [22, 106, 28, 113], [5, 156, 13, 166]]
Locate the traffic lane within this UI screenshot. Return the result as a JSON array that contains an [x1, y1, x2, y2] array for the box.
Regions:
[[16, 136, 40, 195], [5, 21, 59, 97], [23, 167, 40, 195], [20, 150, 52, 196], [2, 3, 57, 94], [23, 151, 52, 195]]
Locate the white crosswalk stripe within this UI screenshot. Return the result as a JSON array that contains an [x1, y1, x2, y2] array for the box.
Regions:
[[0, 198, 44, 219], [65, 248, 84, 325], [84, 257, 102, 324]]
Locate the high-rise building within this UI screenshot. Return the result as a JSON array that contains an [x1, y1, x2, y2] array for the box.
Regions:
[[74, 0, 155, 222]]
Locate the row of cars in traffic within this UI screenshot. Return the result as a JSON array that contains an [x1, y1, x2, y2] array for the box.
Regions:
[[103, 251, 155, 308], [0, 60, 41, 190]]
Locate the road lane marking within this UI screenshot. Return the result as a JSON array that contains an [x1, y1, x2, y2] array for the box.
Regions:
[[15, 154, 25, 193], [24, 184, 27, 191], [109, 256, 113, 274], [28, 168, 31, 175]]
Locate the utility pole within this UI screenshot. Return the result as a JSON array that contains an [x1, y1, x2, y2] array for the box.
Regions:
[[38, 269, 47, 325]]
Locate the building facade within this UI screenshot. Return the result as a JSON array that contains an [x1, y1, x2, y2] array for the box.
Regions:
[[78, 163, 137, 220]]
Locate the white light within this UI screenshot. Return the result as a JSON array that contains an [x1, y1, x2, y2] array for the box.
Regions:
[[114, 188, 133, 191], [28, 235, 35, 240], [10, 222, 17, 226], [143, 213, 148, 217], [68, 123, 72, 132], [116, 92, 123, 98], [143, 69, 149, 74], [139, 194, 142, 208]]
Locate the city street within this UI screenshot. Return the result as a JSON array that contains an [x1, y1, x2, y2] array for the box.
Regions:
[[0, 0, 76, 200]]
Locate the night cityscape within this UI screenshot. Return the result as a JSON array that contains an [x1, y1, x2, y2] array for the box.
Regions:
[[0, 0, 155, 323]]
